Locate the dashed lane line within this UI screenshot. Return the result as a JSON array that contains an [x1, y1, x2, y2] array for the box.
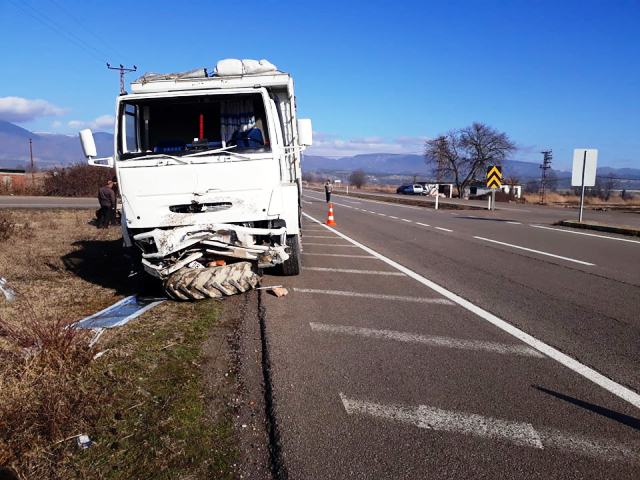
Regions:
[[303, 243, 359, 247], [506, 221, 521, 225], [303, 212, 640, 409], [474, 236, 595, 266], [416, 222, 431, 227], [435, 227, 453, 232], [389, 215, 399, 219], [310, 323, 544, 357], [293, 288, 454, 304], [304, 267, 405, 276], [530, 224, 640, 244], [302, 253, 377, 258], [401, 218, 412, 222], [339, 394, 640, 462]]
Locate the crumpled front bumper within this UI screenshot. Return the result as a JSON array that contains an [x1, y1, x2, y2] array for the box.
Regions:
[[133, 223, 289, 278]]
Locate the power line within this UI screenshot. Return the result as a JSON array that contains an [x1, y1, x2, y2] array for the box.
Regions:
[[539, 150, 552, 204], [7, 0, 108, 63]]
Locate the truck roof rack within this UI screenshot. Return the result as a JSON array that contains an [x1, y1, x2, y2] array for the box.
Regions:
[[130, 59, 292, 94]]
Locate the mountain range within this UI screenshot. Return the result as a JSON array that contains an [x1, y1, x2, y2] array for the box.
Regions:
[[0, 121, 638, 188]]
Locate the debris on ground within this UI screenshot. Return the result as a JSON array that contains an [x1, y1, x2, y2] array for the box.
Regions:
[[76, 434, 93, 449], [269, 287, 289, 298], [0, 277, 16, 302]]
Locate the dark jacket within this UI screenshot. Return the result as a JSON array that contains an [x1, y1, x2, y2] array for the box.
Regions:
[[98, 186, 116, 208]]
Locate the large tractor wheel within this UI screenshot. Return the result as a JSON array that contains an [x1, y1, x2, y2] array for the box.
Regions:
[[164, 261, 260, 301], [277, 234, 301, 276]]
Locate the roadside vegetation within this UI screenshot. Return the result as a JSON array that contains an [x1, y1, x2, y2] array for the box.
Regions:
[[0, 210, 237, 479]]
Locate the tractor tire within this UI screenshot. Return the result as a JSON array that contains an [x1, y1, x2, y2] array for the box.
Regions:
[[163, 261, 260, 301], [277, 234, 301, 276]]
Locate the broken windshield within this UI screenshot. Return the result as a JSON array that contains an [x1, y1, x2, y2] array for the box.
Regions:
[[118, 93, 271, 160]]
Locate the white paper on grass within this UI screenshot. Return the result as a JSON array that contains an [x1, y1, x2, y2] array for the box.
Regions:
[[571, 149, 598, 187]]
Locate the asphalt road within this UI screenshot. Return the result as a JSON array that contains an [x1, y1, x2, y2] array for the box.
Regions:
[[260, 189, 640, 479], [0, 195, 97, 208]]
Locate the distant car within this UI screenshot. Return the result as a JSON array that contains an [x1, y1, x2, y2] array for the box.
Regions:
[[396, 184, 424, 195]]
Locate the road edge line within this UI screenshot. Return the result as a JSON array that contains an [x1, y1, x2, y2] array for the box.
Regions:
[[303, 212, 640, 410]]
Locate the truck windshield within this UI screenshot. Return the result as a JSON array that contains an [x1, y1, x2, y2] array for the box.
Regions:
[[118, 93, 271, 159]]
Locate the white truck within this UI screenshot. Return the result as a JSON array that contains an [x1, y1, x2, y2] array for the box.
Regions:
[[79, 59, 312, 300]]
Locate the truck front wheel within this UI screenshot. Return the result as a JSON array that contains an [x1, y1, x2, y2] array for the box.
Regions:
[[278, 234, 301, 276]]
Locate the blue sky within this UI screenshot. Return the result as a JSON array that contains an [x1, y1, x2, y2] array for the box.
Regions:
[[0, 0, 638, 169]]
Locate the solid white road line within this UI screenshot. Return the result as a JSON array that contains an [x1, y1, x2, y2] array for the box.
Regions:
[[530, 224, 640, 244], [506, 221, 521, 225], [474, 236, 595, 266], [303, 243, 358, 247], [302, 253, 377, 258], [303, 212, 640, 409], [435, 227, 453, 232], [416, 222, 431, 227], [310, 323, 544, 357], [293, 288, 454, 305], [339, 394, 640, 461], [304, 267, 405, 276]]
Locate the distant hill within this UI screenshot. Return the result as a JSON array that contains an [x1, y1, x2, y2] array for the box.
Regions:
[[0, 120, 113, 170]]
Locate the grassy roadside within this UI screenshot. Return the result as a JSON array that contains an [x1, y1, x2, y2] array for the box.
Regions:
[[0, 210, 238, 479]]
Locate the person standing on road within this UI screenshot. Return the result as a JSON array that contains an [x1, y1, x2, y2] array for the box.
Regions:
[[97, 179, 116, 229], [324, 180, 333, 203]]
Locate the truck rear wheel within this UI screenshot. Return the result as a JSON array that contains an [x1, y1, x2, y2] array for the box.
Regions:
[[278, 234, 301, 276], [164, 261, 260, 301]]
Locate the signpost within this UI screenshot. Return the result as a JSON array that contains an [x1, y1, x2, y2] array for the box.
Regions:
[[486, 165, 502, 211], [571, 149, 598, 222]]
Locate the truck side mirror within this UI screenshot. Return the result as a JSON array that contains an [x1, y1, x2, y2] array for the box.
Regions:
[[79, 129, 97, 158], [79, 129, 114, 168], [297, 119, 313, 146]]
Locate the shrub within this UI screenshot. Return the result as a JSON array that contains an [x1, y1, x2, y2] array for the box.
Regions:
[[42, 164, 115, 197]]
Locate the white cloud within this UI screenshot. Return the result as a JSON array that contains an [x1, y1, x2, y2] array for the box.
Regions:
[[307, 133, 429, 157], [67, 114, 115, 131], [0, 96, 67, 123]]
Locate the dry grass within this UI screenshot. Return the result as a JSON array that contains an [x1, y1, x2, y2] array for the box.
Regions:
[[523, 192, 640, 206], [0, 209, 237, 479]]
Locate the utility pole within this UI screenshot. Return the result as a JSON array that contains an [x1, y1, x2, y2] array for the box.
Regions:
[[539, 150, 552, 204], [29, 138, 35, 187], [107, 63, 137, 94]]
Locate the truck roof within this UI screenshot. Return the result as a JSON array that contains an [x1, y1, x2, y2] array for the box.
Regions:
[[130, 61, 292, 94]]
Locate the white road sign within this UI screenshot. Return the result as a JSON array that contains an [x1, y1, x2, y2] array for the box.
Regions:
[[571, 149, 598, 187]]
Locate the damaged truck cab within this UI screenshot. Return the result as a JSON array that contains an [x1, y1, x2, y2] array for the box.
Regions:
[[80, 59, 311, 289]]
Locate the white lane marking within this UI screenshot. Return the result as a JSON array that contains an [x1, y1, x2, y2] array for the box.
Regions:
[[416, 222, 431, 227], [507, 221, 521, 225], [435, 227, 453, 232], [340, 394, 543, 449], [310, 323, 544, 357], [293, 288, 454, 305], [377, 213, 387, 216], [389, 215, 399, 219], [303, 212, 640, 409], [303, 235, 338, 238], [530, 224, 640, 244], [304, 267, 405, 276], [474, 236, 595, 266], [401, 218, 412, 223], [339, 394, 640, 461], [302, 253, 377, 258], [303, 243, 358, 247]]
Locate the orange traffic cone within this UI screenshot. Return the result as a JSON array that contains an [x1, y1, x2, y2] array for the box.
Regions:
[[326, 202, 337, 226]]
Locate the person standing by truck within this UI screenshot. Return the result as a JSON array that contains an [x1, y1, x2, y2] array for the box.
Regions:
[[324, 180, 333, 203], [97, 179, 116, 229]]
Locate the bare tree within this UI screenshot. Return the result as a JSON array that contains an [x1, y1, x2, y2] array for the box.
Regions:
[[349, 169, 367, 189], [425, 123, 516, 197]]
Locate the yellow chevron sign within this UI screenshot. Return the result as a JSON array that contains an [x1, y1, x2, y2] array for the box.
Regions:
[[486, 165, 502, 189]]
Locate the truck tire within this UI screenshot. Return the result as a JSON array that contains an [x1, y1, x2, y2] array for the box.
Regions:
[[164, 261, 260, 301], [278, 234, 301, 276]]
